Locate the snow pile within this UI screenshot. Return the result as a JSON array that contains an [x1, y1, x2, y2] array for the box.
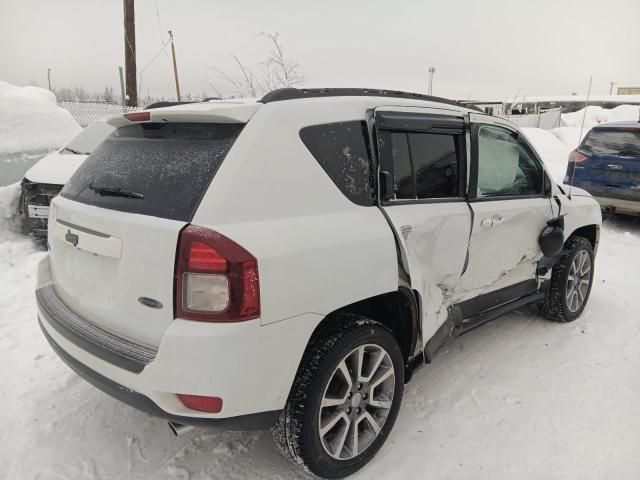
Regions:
[[549, 127, 586, 150], [0, 81, 82, 186], [0, 80, 81, 155], [561, 104, 640, 130], [521, 127, 572, 183]]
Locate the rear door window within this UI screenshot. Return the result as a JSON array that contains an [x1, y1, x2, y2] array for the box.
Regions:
[[390, 132, 414, 199], [409, 132, 459, 199], [61, 122, 244, 222], [380, 131, 463, 200], [581, 129, 640, 156]]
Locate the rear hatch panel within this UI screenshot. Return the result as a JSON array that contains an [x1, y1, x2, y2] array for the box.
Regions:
[[50, 197, 184, 347]]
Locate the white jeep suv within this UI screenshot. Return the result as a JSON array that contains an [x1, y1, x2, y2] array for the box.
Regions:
[[36, 88, 601, 479]]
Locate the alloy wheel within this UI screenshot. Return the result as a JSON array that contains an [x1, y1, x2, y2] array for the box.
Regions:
[[566, 249, 592, 313], [318, 344, 396, 460]]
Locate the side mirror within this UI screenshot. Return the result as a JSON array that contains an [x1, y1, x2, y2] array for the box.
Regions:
[[539, 216, 565, 257], [380, 170, 394, 202]]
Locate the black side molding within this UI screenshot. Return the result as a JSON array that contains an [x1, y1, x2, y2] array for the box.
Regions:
[[423, 280, 548, 361], [453, 291, 546, 337], [458, 280, 537, 319]]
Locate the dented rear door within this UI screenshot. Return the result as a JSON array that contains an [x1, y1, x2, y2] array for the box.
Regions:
[[375, 106, 472, 341]]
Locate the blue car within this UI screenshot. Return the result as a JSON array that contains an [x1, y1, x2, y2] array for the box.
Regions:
[[566, 121, 640, 216]]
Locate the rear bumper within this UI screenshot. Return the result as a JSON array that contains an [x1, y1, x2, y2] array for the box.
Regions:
[[593, 196, 640, 216], [38, 319, 281, 430], [36, 254, 322, 427], [36, 285, 156, 373]]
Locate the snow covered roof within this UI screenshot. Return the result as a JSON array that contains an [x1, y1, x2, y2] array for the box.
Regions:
[[510, 95, 640, 104]]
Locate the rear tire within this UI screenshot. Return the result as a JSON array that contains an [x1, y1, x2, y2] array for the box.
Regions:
[[273, 315, 404, 479], [542, 236, 594, 322]]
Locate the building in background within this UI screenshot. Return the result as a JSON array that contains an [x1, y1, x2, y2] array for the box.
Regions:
[[618, 86, 640, 95]]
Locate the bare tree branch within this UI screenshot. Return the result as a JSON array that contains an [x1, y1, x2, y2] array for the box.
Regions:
[[210, 32, 304, 98]]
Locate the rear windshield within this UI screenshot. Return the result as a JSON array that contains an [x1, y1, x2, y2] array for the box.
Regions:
[[61, 122, 243, 221], [61, 121, 115, 155], [581, 128, 640, 157]]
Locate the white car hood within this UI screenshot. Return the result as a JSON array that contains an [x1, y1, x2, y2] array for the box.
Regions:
[[23, 150, 88, 185], [561, 184, 592, 197]]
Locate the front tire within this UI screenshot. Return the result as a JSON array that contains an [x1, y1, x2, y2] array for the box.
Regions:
[[542, 236, 594, 322], [273, 315, 404, 479]]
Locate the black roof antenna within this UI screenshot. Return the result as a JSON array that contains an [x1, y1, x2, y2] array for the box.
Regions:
[[568, 76, 593, 200]]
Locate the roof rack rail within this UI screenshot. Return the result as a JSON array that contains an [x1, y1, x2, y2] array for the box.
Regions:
[[259, 87, 483, 112]]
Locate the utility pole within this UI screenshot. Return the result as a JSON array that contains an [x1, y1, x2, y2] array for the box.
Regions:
[[427, 66, 436, 95], [47, 68, 52, 91], [123, 0, 137, 106], [168, 30, 182, 101], [609, 81, 616, 96], [118, 66, 126, 107]]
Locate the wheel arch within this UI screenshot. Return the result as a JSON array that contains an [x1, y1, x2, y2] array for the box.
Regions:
[[304, 288, 423, 379], [567, 223, 600, 254]]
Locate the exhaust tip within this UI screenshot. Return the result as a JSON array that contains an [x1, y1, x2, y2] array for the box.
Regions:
[[168, 421, 194, 437]]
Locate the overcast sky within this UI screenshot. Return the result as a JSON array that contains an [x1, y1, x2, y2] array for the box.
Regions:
[[1, 0, 639, 101]]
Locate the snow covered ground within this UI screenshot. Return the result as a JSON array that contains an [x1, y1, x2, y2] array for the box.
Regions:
[[2, 184, 640, 479]]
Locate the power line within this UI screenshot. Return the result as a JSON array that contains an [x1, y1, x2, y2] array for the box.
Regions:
[[137, 37, 171, 99], [154, 0, 170, 59]]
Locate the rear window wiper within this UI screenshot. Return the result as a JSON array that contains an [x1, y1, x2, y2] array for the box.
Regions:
[[62, 147, 91, 155], [89, 183, 144, 200]]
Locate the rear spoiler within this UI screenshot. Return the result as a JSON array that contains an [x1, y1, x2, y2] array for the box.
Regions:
[[106, 102, 261, 128]]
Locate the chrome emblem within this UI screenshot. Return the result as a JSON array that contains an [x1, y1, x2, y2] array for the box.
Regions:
[[65, 229, 79, 247], [138, 297, 163, 309]]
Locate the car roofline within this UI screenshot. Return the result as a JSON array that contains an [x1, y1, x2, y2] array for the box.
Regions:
[[258, 87, 484, 112], [106, 88, 490, 127]]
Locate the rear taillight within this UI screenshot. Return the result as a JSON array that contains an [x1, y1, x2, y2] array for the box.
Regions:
[[175, 225, 260, 322], [568, 150, 589, 163], [123, 111, 151, 122]]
